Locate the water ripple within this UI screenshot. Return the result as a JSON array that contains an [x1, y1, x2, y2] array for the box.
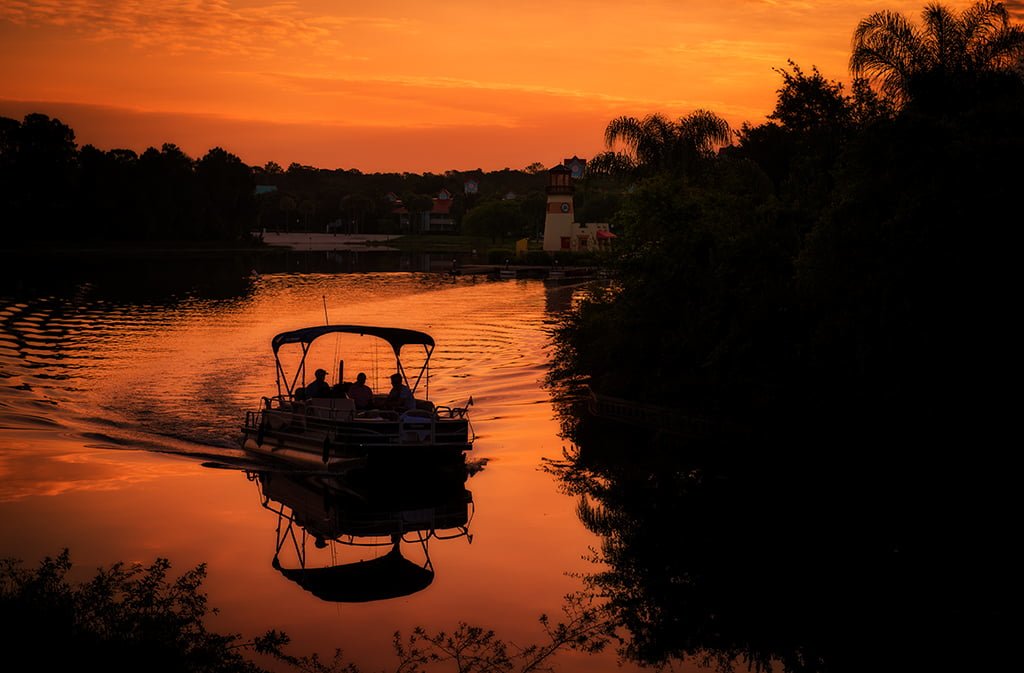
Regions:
[[1, 274, 585, 454]]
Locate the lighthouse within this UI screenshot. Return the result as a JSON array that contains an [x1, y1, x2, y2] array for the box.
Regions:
[[542, 163, 574, 252]]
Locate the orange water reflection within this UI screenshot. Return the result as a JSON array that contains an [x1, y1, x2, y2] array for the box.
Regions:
[[0, 273, 637, 672]]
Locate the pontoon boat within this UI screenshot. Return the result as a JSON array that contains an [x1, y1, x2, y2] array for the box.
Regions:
[[241, 325, 474, 470]]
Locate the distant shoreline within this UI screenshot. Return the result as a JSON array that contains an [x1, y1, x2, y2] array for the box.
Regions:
[[256, 232, 400, 251], [1, 240, 269, 255], [2, 232, 518, 256], [0, 233, 394, 255]]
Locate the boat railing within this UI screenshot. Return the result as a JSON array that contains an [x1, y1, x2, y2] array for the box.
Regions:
[[399, 409, 436, 443], [263, 395, 290, 409], [434, 405, 469, 419], [246, 393, 474, 445]]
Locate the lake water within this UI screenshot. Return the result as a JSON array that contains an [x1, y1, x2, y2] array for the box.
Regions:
[[4, 249, 1013, 673], [0, 253, 639, 672]]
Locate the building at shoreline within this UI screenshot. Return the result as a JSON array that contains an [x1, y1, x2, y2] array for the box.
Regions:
[[542, 157, 614, 252], [392, 188, 456, 233]]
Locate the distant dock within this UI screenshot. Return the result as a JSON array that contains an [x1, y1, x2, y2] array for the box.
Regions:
[[257, 232, 397, 251], [255, 232, 603, 279], [453, 264, 598, 280]]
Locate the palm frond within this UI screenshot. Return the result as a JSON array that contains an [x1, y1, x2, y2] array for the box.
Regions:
[[678, 109, 732, 155], [586, 151, 636, 178], [850, 1, 1024, 107], [921, 3, 961, 70], [603, 116, 644, 151], [962, 2, 1024, 69], [851, 8, 922, 101], [977, 25, 1024, 68]]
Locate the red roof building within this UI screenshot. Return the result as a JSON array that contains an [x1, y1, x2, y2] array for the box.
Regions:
[[392, 190, 457, 233]]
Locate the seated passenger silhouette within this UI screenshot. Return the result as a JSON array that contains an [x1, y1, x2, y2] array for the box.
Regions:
[[305, 368, 332, 398], [348, 372, 373, 410], [385, 373, 415, 411]]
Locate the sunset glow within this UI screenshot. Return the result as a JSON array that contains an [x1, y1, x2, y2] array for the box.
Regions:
[[0, 0, 1006, 172]]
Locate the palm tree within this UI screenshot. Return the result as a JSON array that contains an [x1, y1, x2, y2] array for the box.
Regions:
[[279, 194, 296, 232], [850, 1, 1024, 107], [590, 110, 731, 178]]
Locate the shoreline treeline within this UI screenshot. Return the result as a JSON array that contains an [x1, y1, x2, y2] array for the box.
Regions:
[[0, 116, 564, 244], [545, 4, 1023, 670], [549, 0, 1024, 442]]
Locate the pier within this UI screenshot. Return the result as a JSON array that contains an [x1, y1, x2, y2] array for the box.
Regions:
[[452, 264, 598, 280]]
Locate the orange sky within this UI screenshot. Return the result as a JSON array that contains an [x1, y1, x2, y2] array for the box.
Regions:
[[0, 1, 1006, 173]]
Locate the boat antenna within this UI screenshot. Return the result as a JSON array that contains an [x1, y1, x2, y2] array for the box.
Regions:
[[322, 295, 329, 325]]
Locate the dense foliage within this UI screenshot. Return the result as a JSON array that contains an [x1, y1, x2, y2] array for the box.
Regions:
[[550, 2, 1023, 442], [543, 4, 1022, 672], [0, 550, 267, 672], [0, 116, 562, 243], [0, 115, 258, 243], [850, 0, 1024, 109], [0, 550, 613, 673]]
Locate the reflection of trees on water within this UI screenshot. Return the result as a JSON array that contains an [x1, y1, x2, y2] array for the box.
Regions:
[[1, 249, 488, 304], [1, 251, 261, 303], [546, 399, 1014, 673]]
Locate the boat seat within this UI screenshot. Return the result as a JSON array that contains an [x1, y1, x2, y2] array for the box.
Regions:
[[308, 397, 355, 420]]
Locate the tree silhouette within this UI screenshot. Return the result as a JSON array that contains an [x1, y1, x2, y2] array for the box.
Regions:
[[400, 193, 434, 234], [460, 199, 527, 241], [278, 194, 297, 232], [340, 193, 376, 234], [589, 110, 730, 179], [1, 549, 615, 673], [137, 143, 198, 239], [850, 1, 1024, 109], [195, 147, 256, 240], [0, 113, 78, 240]]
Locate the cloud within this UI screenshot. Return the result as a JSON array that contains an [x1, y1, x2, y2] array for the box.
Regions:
[[231, 69, 752, 136], [664, 39, 790, 65], [0, 0, 407, 56], [256, 71, 652, 110]]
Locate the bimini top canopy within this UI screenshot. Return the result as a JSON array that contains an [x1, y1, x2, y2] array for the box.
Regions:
[[272, 546, 435, 602], [272, 325, 435, 357]]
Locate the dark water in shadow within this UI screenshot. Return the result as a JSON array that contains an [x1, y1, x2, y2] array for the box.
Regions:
[[546, 383, 1016, 673], [0, 248, 482, 304]]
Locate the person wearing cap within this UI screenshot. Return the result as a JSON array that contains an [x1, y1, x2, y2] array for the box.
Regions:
[[305, 368, 332, 398]]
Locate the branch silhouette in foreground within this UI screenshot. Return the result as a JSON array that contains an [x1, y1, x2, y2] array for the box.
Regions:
[[0, 549, 616, 673]]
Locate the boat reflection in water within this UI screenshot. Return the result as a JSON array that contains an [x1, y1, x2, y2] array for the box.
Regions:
[[248, 458, 473, 602]]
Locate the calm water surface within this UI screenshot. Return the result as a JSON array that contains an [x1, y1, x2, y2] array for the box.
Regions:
[[0, 265, 636, 672]]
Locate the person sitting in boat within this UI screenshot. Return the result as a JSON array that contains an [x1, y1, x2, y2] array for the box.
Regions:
[[385, 373, 415, 411], [305, 368, 332, 398], [347, 372, 373, 410]]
